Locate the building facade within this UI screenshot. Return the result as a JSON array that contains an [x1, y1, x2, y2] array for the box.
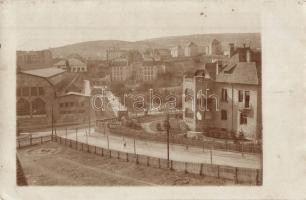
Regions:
[[17, 50, 53, 71], [184, 42, 199, 57], [17, 67, 93, 131], [170, 45, 184, 58], [209, 39, 223, 55], [182, 44, 261, 141], [110, 58, 133, 81]]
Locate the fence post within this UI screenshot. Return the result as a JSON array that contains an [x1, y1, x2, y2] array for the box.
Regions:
[[59, 137, 61, 144], [158, 158, 161, 168], [126, 153, 129, 162], [256, 169, 260, 185], [102, 148, 104, 156], [241, 143, 244, 157], [40, 136, 43, 144], [184, 162, 187, 174], [18, 140, 20, 149], [70, 139, 72, 147], [109, 150, 112, 158], [200, 163, 203, 176], [136, 154, 139, 164], [217, 165, 220, 178], [170, 160, 173, 170], [94, 146, 96, 154], [117, 151, 120, 160], [87, 144, 89, 153], [235, 167, 238, 184], [210, 147, 213, 164], [82, 143, 83, 151], [30, 135, 32, 145], [146, 156, 149, 166]]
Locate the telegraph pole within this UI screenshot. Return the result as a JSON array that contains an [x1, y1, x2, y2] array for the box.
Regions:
[[166, 113, 170, 167]]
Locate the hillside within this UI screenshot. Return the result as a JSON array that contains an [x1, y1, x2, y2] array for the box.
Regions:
[[49, 33, 260, 60]]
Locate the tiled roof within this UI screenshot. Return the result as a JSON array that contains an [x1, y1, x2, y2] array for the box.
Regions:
[[22, 67, 65, 78], [216, 62, 259, 85]]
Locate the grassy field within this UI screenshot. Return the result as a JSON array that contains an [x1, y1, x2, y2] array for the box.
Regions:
[[17, 142, 231, 186]]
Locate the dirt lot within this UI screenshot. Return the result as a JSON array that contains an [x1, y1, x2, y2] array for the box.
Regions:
[[17, 142, 231, 186]]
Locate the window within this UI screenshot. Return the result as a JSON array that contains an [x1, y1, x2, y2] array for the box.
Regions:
[[22, 87, 29, 96], [31, 87, 38, 96], [17, 98, 30, 116], [38, 87, 44, 96], [221, 88, 227, 102], [238, 90, 243, 102], [32, 98, 46, 115], [59, 103, 64, 108], [240, 113, 247, 124], [70, 102, 74, 107], [17, 88, 21, 97], [245, 91, 250, 108], [65, 102, 69, 107], [221, 110, 227, 120]]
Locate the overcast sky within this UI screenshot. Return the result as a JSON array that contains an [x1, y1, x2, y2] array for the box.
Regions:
[[14, 0, 261, 50]]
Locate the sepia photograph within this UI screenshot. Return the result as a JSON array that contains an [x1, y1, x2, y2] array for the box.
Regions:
[[1, 0, 305, 199], [14, 0, 262, 187]]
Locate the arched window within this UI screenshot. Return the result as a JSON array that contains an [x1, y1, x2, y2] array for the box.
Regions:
[[17, 98, 30, 116], [32, 98, 46, 115]]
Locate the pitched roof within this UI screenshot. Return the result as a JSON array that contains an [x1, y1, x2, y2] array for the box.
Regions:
[[22, 67, 65, 78], [53, 60, 66, 66], [216, 62, 259, 85], [68, 58, 85, 66], [205, 63, 217, 80], [186, 42, 197, 47]]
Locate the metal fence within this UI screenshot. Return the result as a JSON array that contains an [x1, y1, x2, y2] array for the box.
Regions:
[[97, 126, 261, 154], [17, 135, 262, 185]]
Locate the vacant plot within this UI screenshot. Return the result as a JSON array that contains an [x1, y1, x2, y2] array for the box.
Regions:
[[17, 142, 231, 186]]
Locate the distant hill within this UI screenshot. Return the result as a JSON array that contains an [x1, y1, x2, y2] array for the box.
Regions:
[[49, 33, 260, 60]]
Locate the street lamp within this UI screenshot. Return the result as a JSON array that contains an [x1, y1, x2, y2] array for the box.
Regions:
[[164, 113, 170, 167]]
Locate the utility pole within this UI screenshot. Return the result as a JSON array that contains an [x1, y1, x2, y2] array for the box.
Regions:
[[107, 134, 110, 150], [51, 106, 54, 139], [88, 97, 91, 136], [133, 138, 136, 154], [165, 113, 170, 167]]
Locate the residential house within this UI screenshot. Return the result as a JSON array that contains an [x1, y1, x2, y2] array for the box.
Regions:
[[184, 42, 199, 57], [209, 39, 223, 55], [182, 44, 261, 141], [170, 45, 184, 58]]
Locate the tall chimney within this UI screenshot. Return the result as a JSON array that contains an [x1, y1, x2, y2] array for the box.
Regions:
[[84, 80, 91, 96], [229, 43, 235, 57]]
